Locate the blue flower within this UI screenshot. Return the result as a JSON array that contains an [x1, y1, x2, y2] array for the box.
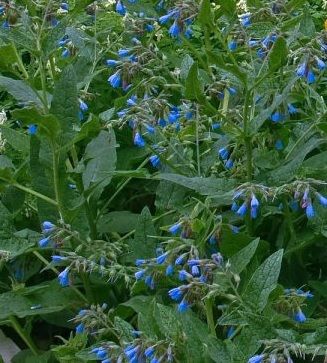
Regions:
[[225, 159, 233, 169], [236, 202, 247, 217], [135, 269, 145, 280], [158, 118, 167, 127], [168, 287, 183, 301], [307, 69, 315, 84], [251, 195, 259, 208], [108, 71, 121, 88], [116, 0, 126, 15], [306, 202, 314, 219], [317, 193, 327, 207], [275, 139, 284, 150], [2, 20, 9, 30], [42, 221, 55, 232], [150, 357, 160, 363], [27, 124, 37, 135], [228, 87, 237, 95], [149, 155, 160, 168], [58, 268, 70, 287], [191, 265, 200, 276], [316, 57, 325, 70], [212, 122, 220, 130], [294, 309, 306, 323], [177, 298, 189, 313], [79, 100, 88, 112], [39, 237, 51, 248], [227, 326, 235, 338], [159, 12, 174, 24], [218, 147, 229, 160], [96, 348, 107, 359], [296, 62, 306, 77], [175, 255, 184, 265], [156, 252, 168, 264], [184, 27, 192, 38], [271, 111, 284, 123], [208, 234, 217, 245], [75, 323, 84, 334], [248, 355, 264, 363], [127, 95, 137, 106], [145, 346, 155, 357], [145, 24, 154, 32], [231, 201, 238, 212], [168, 110, 180, 123], [124, 346, 138, 359], [135, 259, 146, 266], [134, 132, 145, 147], [118, 48, 130, 57], [251, 207, 258, 219], [248, 40, 259, 47], [60, 2, 69, 11], [178, 269, 190, 281], [169, 20, 180, 37], [228, 40, 237, 51], [240, 13, 251, 27], [169, 222, 182, 235], [62, 48, 70, 58], [101, 359, 111, 363], [166, 264, 174, 276], [106, 59, 118, 67], [231, 225, 239, 233], [144, 275, 155, 289], [51, 255, 66, 262], [287, 103, 297, 114], [145, 124, 155, 134]]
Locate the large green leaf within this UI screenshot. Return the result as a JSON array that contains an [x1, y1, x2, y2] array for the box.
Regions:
[[0, 76, 42, 108], [242, 250, 283, 311], [127, 207, 156, 260], [154, 173, 235, 204], [185, 63, 204, 101], [50, 65, 79, 144], [229, 238, 260, 275], [82, 129, 117, 198], [97, 211, 140, 234], [268, 37, 288, 72]]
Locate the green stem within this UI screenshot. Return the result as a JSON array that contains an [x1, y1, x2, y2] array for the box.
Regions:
[[12, 44, 29, 80], [9, 316, 38, 355], [99, 158, 149, 217], [33, 251, 88, 302], [11, 182, 58, 206], [196, 106, 201, 177], [81, 272, 95, 303], [204, 298, 216, 336], [51, 142, 64, 220], [282, 197, 296, 247]]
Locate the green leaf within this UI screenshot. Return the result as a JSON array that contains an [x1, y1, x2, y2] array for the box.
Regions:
[[154, 303, 181, 338], [114, 316, 134, 342], [0, 44, 18, 70], [268, 37, 288, 72], [154, 173, 235, 204], [50, 65, 79, 144], [82, 129, 117, 198], [0, 76, 42, 108], [299, 10, 316, 37], [217, 0, 236, 17], [128, 207, 156, 260], [242, 250, 283, 311], [185, 63, 204, 101], [0, 281, 82, 320], [198, 0, 212, 25], [229, 238, 260, 274], [97, 211, 140, 234], [0, 126, 29, 153], [207, 51, 247, 85], [180, 54, 194, 81]]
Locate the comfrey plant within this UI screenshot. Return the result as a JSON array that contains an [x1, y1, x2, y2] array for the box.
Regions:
[[0, 0, 327, 362]]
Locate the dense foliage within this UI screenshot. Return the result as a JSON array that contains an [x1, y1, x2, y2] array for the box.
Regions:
[[0, 0, 327, 362]]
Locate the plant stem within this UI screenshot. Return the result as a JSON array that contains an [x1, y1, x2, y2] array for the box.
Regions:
[[196, 106, 201, 177], [11, 182, 58, 206], [9, 316, 38, 355], [13, 44, 29, 80], [204, 298, 216, 336]]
